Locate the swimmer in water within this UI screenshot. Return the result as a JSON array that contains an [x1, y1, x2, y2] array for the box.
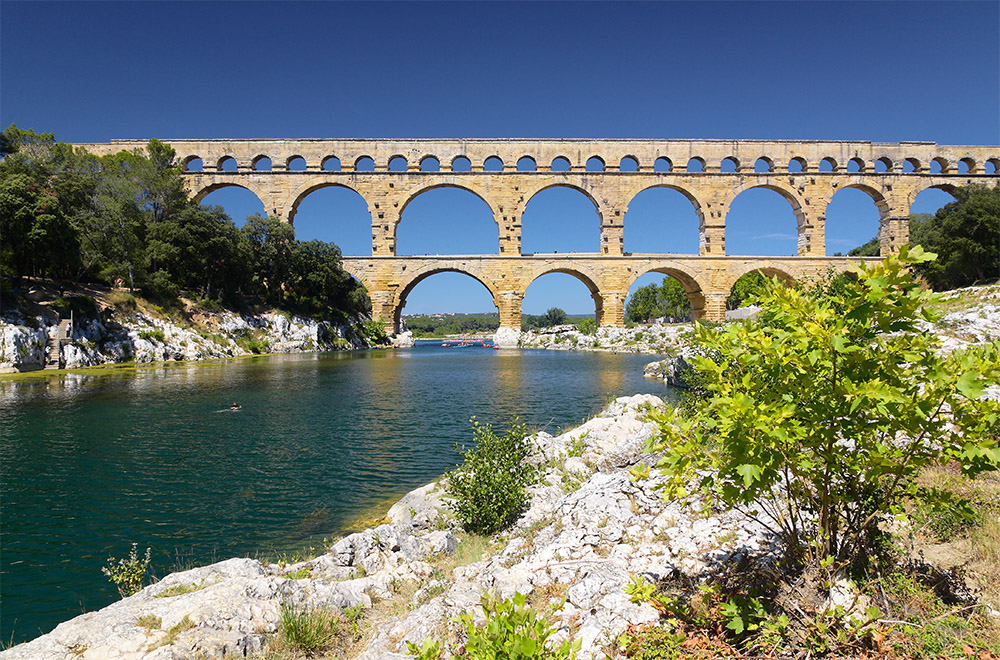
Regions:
[[230, 402, 241, 410]]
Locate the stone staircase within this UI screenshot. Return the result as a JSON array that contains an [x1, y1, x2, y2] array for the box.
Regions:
[[43, 319, 73, 369]]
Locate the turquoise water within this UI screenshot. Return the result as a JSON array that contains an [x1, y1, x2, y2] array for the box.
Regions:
[[0, 345, 674, 643]]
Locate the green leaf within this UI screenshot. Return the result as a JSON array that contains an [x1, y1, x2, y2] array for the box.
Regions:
[[956, 371, 985, 399], [736, 463, 762, 487]]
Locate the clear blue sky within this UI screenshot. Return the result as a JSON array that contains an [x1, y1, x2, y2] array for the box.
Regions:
[[3, 1, 997, 315]]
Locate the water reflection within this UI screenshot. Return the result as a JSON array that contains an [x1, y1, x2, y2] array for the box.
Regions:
[[1, 347, 674, 644]]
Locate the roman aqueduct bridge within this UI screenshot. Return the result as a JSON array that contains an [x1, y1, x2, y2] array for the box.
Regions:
[[76, 139, 1000, 335]]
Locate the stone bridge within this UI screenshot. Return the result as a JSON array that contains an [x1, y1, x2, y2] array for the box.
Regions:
[[75, 138, 999, 335]]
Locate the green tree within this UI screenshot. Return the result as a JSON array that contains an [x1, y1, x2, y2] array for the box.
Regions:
[[625, 283, 661, 322], [647, 246, 1000, 570], [543, 307, 567, 327], [911, 185, 1000, 289], [726, 272, 768, 310], [241, 213, 295, 303]]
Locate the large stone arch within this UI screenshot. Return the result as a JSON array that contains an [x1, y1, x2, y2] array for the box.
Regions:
[[397, 183, 499, 228], [622, 184, 708, 254], [724, 181, 811, 255], [288, 181, 371, 225], [521, 182, 603, 220], [522, 265, 616, 325], [626, 264, 708, 320], [191, 181, 267, 206], [905, 181, 959, 209], [395, 266, 501, 332], [721, 262, 799, 293]]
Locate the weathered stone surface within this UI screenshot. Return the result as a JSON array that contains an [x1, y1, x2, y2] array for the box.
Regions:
[[73, 137, 1000, 335]]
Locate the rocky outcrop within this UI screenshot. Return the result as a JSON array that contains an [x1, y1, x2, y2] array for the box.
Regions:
[[518, 323, 690, 354], [1, 395, 776, 660], [0, 309, 369, 372]]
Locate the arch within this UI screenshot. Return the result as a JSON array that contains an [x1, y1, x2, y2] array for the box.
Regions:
[[396, 268, 500, 329], [521, 184, 602, 254], [909, 183, 958, 214], [451, 156, 472, 172], [289, 183, 373, 256], [619, 156, 639, 172], [252, 155, 272, 171], [484, 156, 503, 172], [396, 186, 499, 256], [420, 156, 440, 172], [755, 157, 774, 173], [218, 156, 238, 172], [957, 157, 975, 174], [355, 156, 375, 172], [824, 186, 885, 256], [195, 183, 266, 227], [720, 157, 739, 173], [874, 157, 892, 173], [846, 157, 864, 173], [623, 185, 703, 255], [586, 156, 605, 172], [522, 269, 602, 324], [725, 184, 805, 256], [517, 156, 537, 172], [654, 157, 672, 173], [819, 157, 837, 172], [686, 157, 705, 173], [787, 157, 806, 173], [184, 156, 203, 172], [397, 184, 497, 225], [388, 155, 408, 172], [287, 156, 307, 171], [724, 264, 797, 294], [903, 158, 920, 173], [322, 156, 341, 172], [625, 266, 706, 321], [930, 157, 948, 173], [551, 156, 571, 172], [986, 159, 999, 174]]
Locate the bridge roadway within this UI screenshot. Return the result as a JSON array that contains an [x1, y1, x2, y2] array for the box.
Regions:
[[341, 253, 881, 335]]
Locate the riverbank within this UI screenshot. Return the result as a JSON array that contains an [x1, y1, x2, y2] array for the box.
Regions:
[[515, 322, 691, 354], [7, 388, 998, 659], [1, 394, 755, 660], [0, 280, 384, 373]]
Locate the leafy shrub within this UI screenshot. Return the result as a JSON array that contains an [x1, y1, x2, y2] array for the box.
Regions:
[[139, 328, 165, 344], [50, 295, 99, 320], [577, 317, 597, 335], [446, 419, 540, 535], [102, 543, 151, 597], [647, 246, 1000, 570], [359, 318, 388, 345], [457, 592, 579, 660]]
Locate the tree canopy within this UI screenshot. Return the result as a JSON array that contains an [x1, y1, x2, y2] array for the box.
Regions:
[[848, 185, 1000, 290], [625, 276, 691, 322], [0, 124, 369, 320]]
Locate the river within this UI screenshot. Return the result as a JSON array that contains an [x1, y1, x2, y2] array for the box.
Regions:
[[0, 344, 675, 644]]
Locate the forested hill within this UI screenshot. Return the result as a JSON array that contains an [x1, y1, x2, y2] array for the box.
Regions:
[[0, 125, 370, 324]]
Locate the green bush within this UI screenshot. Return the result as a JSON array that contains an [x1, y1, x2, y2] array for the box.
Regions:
[[446, 419, 540, 535], [139, 328, 165, 344], [646, 246, 1000, 570], [102, 543, 151, 598], [577, 317, 597, 335], [359, 318, 388, 345], [457, 592, 579, 660]]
